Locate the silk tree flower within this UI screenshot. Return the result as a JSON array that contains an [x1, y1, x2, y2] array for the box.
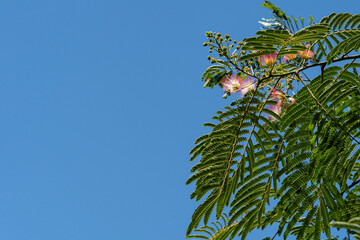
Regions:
[[267, 101, 282, 121], [298, 45, 314, 59], [222, 75, 255, 96], [283, 54, 297, 62], [241, 77, 255, 95], [272, 89, 290, 104], [269, 102, 282, 115], [289, 97, 296, 104], [271, 88, 284, 99], [281, 97, 296, 110], [260, 53, 277, 66], [222, 75, 243, 93]]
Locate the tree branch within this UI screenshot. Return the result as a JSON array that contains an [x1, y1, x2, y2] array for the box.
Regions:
[[294, 72, 360, 145]]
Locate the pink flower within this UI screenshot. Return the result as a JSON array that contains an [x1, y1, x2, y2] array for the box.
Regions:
[[266, 89, 286, 121], [260, 53, 277, 66], [269, 102, 282, 115], [283, 54, 297, 62], [241, 78, 255, 95], [271, 89, 284, 100], [298, 50, 314, 59], [298, 45, 314, 59], [267, 101, 282, 121], [266, 93, 295, 121], [222, 75, 255, 96], [222, 75, 243, 93]]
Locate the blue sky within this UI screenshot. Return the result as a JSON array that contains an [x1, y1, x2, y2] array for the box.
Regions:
[[0, 0, 357, 239]]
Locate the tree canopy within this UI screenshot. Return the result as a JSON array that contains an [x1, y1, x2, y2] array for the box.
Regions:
[[187, 2, 360, 239]]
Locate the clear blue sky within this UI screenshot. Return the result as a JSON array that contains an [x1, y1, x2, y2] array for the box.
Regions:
[[0, 0, 356, 239]]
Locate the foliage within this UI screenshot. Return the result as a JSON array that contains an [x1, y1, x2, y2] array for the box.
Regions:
[[330, 217, 360, 239], [187, 2, 360, 240]]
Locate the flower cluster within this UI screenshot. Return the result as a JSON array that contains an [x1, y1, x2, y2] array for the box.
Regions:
[[260, 45, 314, 66], [221, 75, 255, 96], [283, 45, 314, 62]]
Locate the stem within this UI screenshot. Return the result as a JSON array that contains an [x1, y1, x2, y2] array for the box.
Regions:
[[294, 72, 360, 145], [271, 231, 278, 240], [348, 180, 360, 190], [219, 79, 263, 200], [233, 77, 283, 185], [342, 180, 360, 195]]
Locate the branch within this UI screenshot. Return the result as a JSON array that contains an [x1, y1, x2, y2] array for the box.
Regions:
[[232, 77, 283, 186], [271, 231, 278, 240], [294, 72, 360, 145], [268, 54, 360, 80], [348, 180, 360, 190], [218, 79, 263, 202], [342, 180, 360, 195]]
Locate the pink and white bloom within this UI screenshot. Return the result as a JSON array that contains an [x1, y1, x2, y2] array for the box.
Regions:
[[241, 77, 255, 95], [222, 75, 255, 96], [222, 75, 243, 93], [267, 101, 282, 121], [271, 88, 284, 100], [298, 49, 314, 59], [260, 53, 277, 66], [298, 45, 314, 59], [266, 91, 295, 121], [283, 54, 297, 62], [268, 102, 282, 115]]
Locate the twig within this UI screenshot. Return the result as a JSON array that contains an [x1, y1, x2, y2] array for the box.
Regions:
[[294, 72, 360, 145]]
